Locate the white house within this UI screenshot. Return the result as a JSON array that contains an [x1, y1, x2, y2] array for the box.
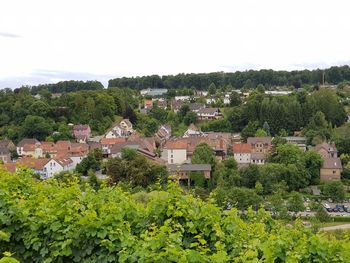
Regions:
[[232, 143, 251, 164], [183, 124, 203, 138], [197, 108, 222, 120], [105, 119, 133, 138], [161, 139, 187, 164], [175, 96, 190, 101]]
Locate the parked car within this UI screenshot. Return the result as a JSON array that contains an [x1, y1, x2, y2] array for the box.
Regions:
[[326, 208, 333, 212], [323, 203, 331, 209], [305, 207, 311, 212], [333, 207, 339, 212]]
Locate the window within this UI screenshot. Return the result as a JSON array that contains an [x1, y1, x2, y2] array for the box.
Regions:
[[171, 159, 174, 164], [333, 170, 336, 174]]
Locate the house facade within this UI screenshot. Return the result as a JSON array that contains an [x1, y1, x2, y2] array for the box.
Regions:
[[197, 108, 222, 120], [314, 142, 342, 182], [247, 137, 272, 154], [232, 143, 251, 164], [73, 125, 91, 143]]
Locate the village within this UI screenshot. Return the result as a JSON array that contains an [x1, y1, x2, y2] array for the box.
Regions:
[[0, 90, 343, 184]]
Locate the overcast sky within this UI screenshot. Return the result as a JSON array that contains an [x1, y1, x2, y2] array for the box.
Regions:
[[1, 0, 350, 88]]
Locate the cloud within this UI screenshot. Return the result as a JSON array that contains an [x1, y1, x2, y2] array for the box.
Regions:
[[0, 32, 21, 38]]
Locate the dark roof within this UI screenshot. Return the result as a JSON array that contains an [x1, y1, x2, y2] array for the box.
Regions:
[[250, 153, 266, 160], [323, 157, 342, 169], [167, 164, 211, 172], [189, 103, 205, 111], [247, 137, 272, 145], [315, 143, 338, 153], [17, 138, 39, 147], [197, 108, 219, 114]]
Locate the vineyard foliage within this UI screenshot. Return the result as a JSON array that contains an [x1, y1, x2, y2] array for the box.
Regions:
[[0, 170, 350, 262]]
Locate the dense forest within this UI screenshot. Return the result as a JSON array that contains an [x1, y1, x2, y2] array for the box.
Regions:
[[0, 87, 139, 141], [108, 65, 350, 90], [1, 170, 349, 262], [28, 80, 104, 95]]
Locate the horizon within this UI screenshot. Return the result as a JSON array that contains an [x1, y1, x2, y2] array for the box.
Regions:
[[1, 64, 349, 89]]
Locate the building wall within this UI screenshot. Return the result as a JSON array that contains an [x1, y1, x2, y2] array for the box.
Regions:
[[44, 160, 64, 178], [251, 159, 265, 165], [164, 149, 187, 164], [233, 153, 251, 164], [0, 154, 11, 163], [320, 168, 341, 182]]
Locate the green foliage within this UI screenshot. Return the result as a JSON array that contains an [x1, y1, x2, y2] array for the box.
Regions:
[[191, 143, 216, 168], [321, 181, 345, 202], [255, 128, 268, 137], [76, 149, 103, 176], [106, 149, 167, 187], [1, 170, 350, 262]]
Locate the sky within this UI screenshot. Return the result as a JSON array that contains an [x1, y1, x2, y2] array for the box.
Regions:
[[1, 0, 350, 88]]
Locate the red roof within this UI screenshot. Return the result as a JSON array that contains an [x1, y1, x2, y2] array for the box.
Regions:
[[232, 143, 251, 153], [100, 138, 127, 145]]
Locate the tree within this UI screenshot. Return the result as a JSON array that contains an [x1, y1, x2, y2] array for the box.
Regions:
[[287, 192, 305, 214], [241, 121, 259, 142], [303, 151, 323, 185], [322, 181, 345, 202], [21, 115, 53, 141], [263, 121, 271, 136], [240, 164, 260, 188], [183, 111, 197, 126], [255, 128, 267, 137], [229, 91, 241, 107], [192, 143, 216, 168], [208, 82, 216, 95]]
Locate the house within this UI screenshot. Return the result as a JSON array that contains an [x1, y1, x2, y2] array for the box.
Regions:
[[175, 96, 190, 101], [222, 96, 230, 105], [153, 98, 167, 109], [189, 103, 206, 113], [183, 124, 203, 138], [250, 153, 266, 165], [144, 99, 153, 109], [1, 157, 74, 179], [314, 143, 338, 159], [0, 140, 16, 163], [196, 91, 208, 97], [232, 143, 251, 164], [100, 138, 127, 156], [197, 108, 222, 120], [171, 99, 184, 113], [109, 137, 158, 161], [140, 88, 168, 97], [167, 164, 211, 186], [283, 136, 307, 151], [320, 158, 342, 181], [16, 138, 40, 156], [161, 136, 228, 164], [105, 119, 134, 138], [73, 124, 91, 143], [247, 137, 272, 154], [314, 142, 342, 182], [155, 125, 172, 144], [206, 98, 217, 104]]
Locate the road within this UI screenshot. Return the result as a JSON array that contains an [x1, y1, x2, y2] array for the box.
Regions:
[[320, 224, 350, 231]]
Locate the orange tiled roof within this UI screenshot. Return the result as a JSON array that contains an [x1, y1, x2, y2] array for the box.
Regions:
[[232, 143, 251, 153], [100, 138, 127, 145]]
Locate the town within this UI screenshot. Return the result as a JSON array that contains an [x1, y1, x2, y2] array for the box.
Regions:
[[1, 79, 350, 223]]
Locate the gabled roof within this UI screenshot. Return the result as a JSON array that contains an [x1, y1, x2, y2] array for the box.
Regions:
[[120, 119, 132, 127], [188, 123, 199, 131], [247, 137, 272, 145], [17, 138, 40, 147], [323, 157, 342, 169], [232, 143, 251, 153], [315, 143, 337, 153], [100, 138, 127, 145], [197, 108, 219, 115]]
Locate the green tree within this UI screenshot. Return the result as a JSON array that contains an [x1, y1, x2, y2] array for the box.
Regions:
[[192, 143, 216, 168], [21, 115, 53, 141], [322, 181, 345, 202], [208, 82, 216, 95], [255, 128, 267, 137], [229, 91, 241, 107], [287, 191, 305, 214], [183, 111, 197, 126]]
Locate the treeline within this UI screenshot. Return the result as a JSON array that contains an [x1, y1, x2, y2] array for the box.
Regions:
[[27, 80, 104, 94], [0, 87, 139, 141], [108, 65, 350, 90]]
